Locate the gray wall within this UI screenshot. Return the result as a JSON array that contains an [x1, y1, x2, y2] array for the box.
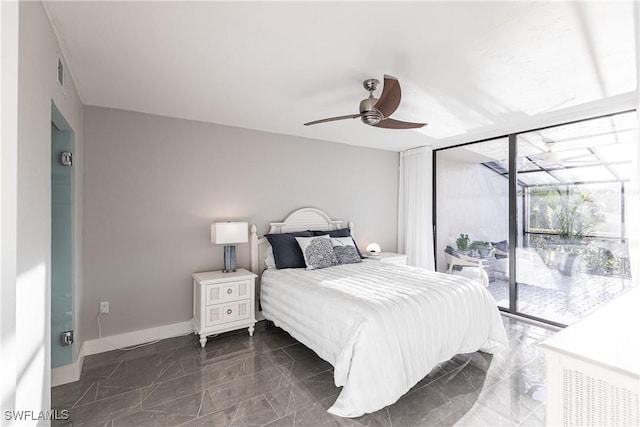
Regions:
[[83, 106, 399, 339]]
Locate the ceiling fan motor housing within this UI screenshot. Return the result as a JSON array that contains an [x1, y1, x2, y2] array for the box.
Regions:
[[359, 97, 382, 125]]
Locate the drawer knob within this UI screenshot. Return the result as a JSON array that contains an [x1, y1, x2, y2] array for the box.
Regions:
[[227, 309, 232, 315], [226, 289, 233, 294]]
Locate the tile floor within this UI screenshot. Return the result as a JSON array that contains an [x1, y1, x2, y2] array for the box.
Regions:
[[487, 270, 632, 325], [52, 317, 554, 427]]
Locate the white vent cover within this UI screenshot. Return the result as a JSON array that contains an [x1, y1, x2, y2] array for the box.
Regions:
[[57, 56, 64, 87], [563, 368, 639, 426]]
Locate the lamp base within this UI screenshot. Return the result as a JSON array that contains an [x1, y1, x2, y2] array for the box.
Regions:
[[223, 245, 237, 273]]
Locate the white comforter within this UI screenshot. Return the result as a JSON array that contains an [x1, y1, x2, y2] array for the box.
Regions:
[[261, 261, 507, 418]]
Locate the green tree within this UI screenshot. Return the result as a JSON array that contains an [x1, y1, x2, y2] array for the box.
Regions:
[[550, 189, 604, 245]]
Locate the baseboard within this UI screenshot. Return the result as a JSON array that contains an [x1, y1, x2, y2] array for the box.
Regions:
[[500, 311, 562, 332], [52, 343, 86, 387], [83, 320, 193, 356]]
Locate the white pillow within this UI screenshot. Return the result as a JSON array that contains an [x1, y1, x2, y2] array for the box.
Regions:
[[331, 237, 362, 265], [265, 246, 276, 269], [295, 235, 338, 270]]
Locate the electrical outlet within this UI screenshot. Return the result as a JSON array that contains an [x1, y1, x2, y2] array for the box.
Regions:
[[100, 301, 109, 314]]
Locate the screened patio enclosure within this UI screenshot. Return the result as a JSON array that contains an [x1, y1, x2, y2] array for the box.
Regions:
[[435, 110, 637, 326]]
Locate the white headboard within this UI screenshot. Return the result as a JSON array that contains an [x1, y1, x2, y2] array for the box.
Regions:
[[250, 207, 354, 292]]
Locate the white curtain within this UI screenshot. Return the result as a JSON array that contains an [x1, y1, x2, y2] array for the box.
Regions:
[[629, 2, 640, 286], [397, 146, 435, 270], [629, 114, 639, 286]]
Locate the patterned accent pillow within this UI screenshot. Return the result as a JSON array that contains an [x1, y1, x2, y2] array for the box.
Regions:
[[331, 237, 362, 265], [311, 228, 364, 259], [295, 235, 339, 270]]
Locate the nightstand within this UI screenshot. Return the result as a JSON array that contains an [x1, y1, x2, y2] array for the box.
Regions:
[[366, 252, 408, 266], [192, 268, 257, 348]]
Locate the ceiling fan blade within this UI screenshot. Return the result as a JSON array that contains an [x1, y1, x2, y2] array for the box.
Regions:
[[374, 75, 401, 118], [373, 118, 427, 129], [304, 114, 362, 126]]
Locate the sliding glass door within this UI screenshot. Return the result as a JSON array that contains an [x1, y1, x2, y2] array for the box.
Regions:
[[434, 137, 510, 309], [435, 110, 636, 326]]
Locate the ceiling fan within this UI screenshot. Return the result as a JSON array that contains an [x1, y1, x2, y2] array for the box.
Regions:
[[531, 141, 596, 168], [304, 75, 427, 129], [535, 141, 561, 167]]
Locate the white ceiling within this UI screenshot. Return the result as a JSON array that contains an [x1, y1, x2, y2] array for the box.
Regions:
[[44, 1, 638, 152]]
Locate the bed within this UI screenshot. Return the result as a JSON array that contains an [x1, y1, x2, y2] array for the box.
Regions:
[[249, 208, 508, 418]]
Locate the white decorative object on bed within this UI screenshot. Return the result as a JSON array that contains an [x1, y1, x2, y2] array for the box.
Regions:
[[250, 208, 507, 418]]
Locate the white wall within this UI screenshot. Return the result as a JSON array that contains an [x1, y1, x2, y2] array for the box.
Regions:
[[1, 0, 20, 419], [435, 157, 510, 272], [2, 1, 84, 421], [82, 106, 399, 340]]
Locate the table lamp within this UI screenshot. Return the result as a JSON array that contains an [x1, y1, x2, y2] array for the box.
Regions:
[[366, 243, 381, 256], [211, 222, 248, 272]]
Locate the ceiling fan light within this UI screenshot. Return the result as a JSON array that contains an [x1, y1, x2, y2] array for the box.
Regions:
[[539, 151, 559, 167]]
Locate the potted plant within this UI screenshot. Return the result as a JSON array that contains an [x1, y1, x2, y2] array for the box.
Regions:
[[470, 240, 492, 258], [456, 234, 470, 254]]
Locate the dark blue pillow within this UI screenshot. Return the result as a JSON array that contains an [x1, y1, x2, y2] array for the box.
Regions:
[[444, 245, 460, 257], [492, 240, 509, 259], [265, 231, 313, 269], [444, 245, 463, 271], [311, 228, 364, 258]]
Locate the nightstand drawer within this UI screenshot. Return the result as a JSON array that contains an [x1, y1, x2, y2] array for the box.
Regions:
[[205, 279, 251, 304], [205, 300, 251, 327]]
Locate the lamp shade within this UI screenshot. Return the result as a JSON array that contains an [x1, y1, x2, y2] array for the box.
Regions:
[[211, 222, 248, 245]]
